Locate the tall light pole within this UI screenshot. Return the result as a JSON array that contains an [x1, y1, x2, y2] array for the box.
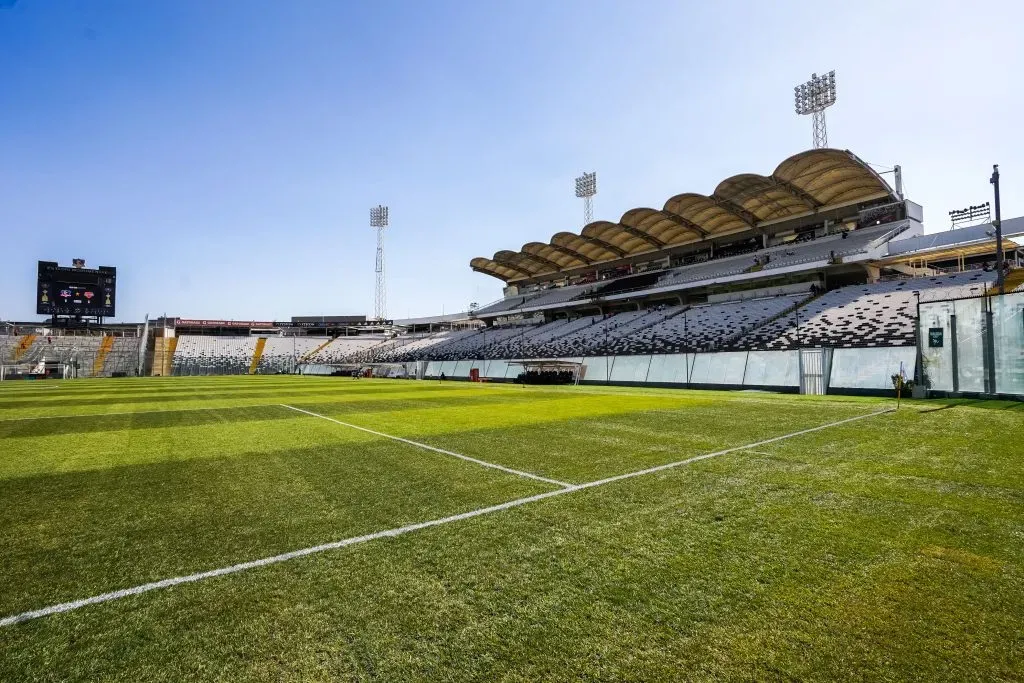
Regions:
[[370, 205, 389, 320], [794, 71, 837, 149], [575, 172, 597, 225], [990, 165, 1004, 294]]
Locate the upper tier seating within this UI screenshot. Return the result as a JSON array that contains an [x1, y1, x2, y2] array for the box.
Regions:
[[99, 337, 142, 376], [172, 335, 257, 375], [411, 325, 537, 361], [472, 282, 595, 317], [375, 329, 480, 362], [599, 295, 805, 355], [0, 334, 140, 376], [470, 223, 909, 320], [735, 271, 997, 350], [303, 336, 388, 365], [533, 310, 650, 358], [257, 336, 330, 373]]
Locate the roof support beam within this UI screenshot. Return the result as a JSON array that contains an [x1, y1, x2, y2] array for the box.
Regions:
[[471, 265, 512, 280], [768, 177, 822, 209], [615, 224, 665, 249], [660, 210, 709, 238], [573, 234, 628, 258], [540, 243, 593, 265], [712, 197, 759, 226], [517, 252, 561, 272], [489, 261, 535, 278]]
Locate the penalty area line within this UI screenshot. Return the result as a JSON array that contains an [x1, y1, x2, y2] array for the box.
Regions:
[[0, 407, 893, 628], [280, 403, 573, 489]]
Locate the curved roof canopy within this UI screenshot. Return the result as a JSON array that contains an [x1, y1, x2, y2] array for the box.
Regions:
[[470, 148, 895, 282]]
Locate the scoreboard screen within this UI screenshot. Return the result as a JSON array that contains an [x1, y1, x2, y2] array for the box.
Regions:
[[37, 261, 117, 317]]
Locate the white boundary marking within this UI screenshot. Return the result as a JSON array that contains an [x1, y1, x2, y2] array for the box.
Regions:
[[280, 404, 573, 488], [0, 408, 892, 628]]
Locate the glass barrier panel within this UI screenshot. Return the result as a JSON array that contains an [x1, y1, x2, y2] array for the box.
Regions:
[[484, 359, 511, 378], [743, 350, 799, 387], [829, 347, 917, 389], [609, 355, 652, 383], [992, 292, 1024, 395], [690, 352, 747, 384], [645, 354, 691, 384], [581, 356, 611, 382], [918, 301, 955, 391], [953, 297, 986, 393]]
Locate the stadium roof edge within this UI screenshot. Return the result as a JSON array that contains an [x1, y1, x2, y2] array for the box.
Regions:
[[471, 148, 897, 283]]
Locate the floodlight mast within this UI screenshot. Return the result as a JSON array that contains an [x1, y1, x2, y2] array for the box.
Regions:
[[575, 172, 597, 224], [793, 71, 837, 149], [370, 205, 389, 321]]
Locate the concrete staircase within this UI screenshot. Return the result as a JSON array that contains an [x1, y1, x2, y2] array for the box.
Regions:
[[13, 334, 36, 362], [92, 336, 115, 376], [249, 337, 267, 374], [299, 337, 334, 363]]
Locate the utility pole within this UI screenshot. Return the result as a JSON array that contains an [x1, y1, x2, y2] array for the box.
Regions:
[[990, 165, 1004, 294]]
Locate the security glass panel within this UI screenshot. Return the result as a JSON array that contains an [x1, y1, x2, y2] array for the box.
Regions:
[[484, 359, 511, 378], [645, 354, 691, 384], [744, 350, 800, 387], [581, 356, 611, 383], [992, 292, 1024, 395], [829, 347, 917, 390], [953, 297, 986, 393], [609, 355, 652, 383], [690, 352, 747, 384], [918, 301, 955, 391]]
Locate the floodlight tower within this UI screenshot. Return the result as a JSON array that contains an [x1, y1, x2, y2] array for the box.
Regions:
[[575, 172, 597, 224], [370, 205, 389, 320], [794, 71, 837, 149]]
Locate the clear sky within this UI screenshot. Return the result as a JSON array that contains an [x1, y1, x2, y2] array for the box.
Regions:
[[1, 0, 1021, 323]]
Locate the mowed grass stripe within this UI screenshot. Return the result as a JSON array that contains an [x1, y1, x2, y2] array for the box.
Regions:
[[0, 391, 595, 432], [0, 394, 677, 475], [0, 414, 552, 615], [3, 403, 1020, 681], [302, 395, 877, 482], [0, 384, 588, 419], [1, 408, 890, 628]]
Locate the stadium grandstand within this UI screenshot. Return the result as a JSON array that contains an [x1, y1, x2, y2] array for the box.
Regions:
[[3, 149, 1021, 395]]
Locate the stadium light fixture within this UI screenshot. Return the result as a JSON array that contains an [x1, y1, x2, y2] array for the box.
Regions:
[[370, 205, 389, 228], [793, 71, 836, 149], [948, 202, 991, 229], [575, 172, 597, 224], [370, 205, 389, 320]]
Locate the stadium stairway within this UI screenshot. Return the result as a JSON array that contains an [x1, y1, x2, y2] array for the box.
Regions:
[[249, 337, 267, 374], [91, 336, 115, 376], [13, 334, 36, 361], [152, 337, 177, 376], [299, 337, 334, 363], [727, 293, 815, 349]]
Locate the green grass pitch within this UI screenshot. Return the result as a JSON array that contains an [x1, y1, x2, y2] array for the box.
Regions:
[[0, 376, 1022, 681]]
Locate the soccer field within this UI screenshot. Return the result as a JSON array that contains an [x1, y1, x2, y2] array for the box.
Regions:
[[1, 376, 1022, 681]]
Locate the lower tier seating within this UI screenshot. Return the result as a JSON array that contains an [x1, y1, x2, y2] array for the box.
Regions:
[[734, 271, 996, 350]]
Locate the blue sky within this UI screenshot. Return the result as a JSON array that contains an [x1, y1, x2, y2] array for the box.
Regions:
[[1, 0, 1021, 323]]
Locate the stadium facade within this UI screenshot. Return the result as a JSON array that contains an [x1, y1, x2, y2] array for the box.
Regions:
[[2, 149, 1022, 396]]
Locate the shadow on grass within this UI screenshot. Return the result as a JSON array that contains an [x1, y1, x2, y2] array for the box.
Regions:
[[918, 398, 1024, 413]]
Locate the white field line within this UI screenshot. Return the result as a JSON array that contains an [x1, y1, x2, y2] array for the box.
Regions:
[[0, 408, 893, 628], [280, 403, 573, 489], [0, 404, 289, 423]]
